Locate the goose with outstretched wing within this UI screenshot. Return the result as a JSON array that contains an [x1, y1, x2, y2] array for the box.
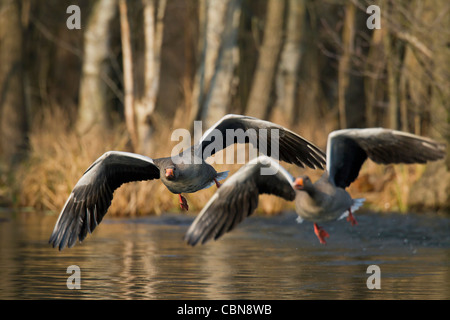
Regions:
[[294, 128, 446, 243], [185, 129, 446, 245], [49, 114, 326, 250]]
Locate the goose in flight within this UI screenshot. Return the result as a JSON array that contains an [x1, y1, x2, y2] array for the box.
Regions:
[[49, 114, 326, 250], [185, 128, 446, 245]]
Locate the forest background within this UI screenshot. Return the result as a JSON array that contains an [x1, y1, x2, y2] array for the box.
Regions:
[[0, 0, 449, 217]]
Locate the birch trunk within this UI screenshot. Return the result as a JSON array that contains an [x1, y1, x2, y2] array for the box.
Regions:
[[190, 0, 239, 127], [119, 0, 138, 150], [188, 0, 207, 126], [202, 0, 241, 128], [77, 0, 117, 134], [136, 0, 167, 155]]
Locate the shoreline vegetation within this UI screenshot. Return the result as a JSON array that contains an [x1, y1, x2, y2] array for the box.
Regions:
[[0, 1, 448, 216], [1, 106, 447, 217]]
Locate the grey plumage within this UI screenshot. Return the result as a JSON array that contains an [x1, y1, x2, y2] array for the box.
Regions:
[[327, 128, 446, 188], [198, 114, 326, 169], [185, 128, 446, 245], [50, 114, 325, 250], [49, 152, 160, 250], [185, 156, 296, 246], [293, 128, 446, 243]]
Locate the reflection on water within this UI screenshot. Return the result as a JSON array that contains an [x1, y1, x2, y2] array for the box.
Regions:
[[0, 210, 449, 299]]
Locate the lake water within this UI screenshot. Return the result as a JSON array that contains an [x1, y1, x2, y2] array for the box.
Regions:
[[0, 210, 449, 300]]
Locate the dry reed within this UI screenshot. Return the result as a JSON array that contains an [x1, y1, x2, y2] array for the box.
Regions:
[[9, 107, 432, 216]]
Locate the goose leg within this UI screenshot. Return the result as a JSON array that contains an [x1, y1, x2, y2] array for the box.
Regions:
[[179, 194, 189, 211], [314, 223, 329, 244], [346, 208, 358, 226]]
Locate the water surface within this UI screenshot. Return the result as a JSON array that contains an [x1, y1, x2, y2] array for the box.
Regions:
[[0, 210, 449, 299]]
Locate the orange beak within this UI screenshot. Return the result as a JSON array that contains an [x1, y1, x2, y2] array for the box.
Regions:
[[165, 168, 174, 179], [293, 177, 304, 189]]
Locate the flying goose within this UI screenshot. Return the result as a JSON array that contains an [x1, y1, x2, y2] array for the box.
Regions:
[[49, 114, 326, 250], [185, 128, 446, 245]]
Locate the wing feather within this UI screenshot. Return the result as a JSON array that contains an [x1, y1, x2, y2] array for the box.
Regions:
[[327, 128, 446, 188], [198, 114, 326, 169], [49, 151, 160, 250], [184, 156, 296, 246]]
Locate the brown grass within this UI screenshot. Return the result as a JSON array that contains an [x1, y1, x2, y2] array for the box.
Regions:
[[9, 107, 432, 217]]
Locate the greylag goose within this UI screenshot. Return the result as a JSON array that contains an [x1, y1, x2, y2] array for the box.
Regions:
[[49, 114, 326, 250], [185, 128, 446, 245]]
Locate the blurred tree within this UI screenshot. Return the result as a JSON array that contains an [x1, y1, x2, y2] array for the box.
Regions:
[[294, 0, 330, 130], [337, 0, 355, 129], [2, 0, 448, 212], [119, 0, 167, 154], [136, 0, 167, 155], [119, 0, 137, 149], [364, 27, 385, 128], [407, 0, 450, 210], [0, 0, 29, 167], [189, 0, 242, 128], [273, 0, 305, 126], [382, 4, 399, 130], [202, 0, 242, 128], [76, 0, 118, 135], [246, 0, 285, 119]]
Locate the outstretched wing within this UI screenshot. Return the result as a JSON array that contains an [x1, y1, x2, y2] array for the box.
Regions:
[[197, 114, 326, 169], [184, 156, 296, 246], [327, 128, 446, 188], [49, 151, 160, 250]]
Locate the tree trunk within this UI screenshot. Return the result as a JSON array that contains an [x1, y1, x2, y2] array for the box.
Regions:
[[398, 45, 415, 133], [383, 29, 399, 130], [0, 0, 29, 167], [77, 0, 118, 135], [190, 0, 239, 127], [337, 1, 355, 129], [245, 0, 285, 119], [273, 0, 305, 126], [201, 0, 241, 128], [119, 0, 138, 151], [187, 0, 207, 127], [408, 0, 450, 211], [364, 28, 385, 128], [135, 0, 167, 155], [294, 2, 329, 141]]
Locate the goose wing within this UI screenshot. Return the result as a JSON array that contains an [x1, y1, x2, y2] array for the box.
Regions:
[[185, 156, 295, 246], [49, 151, 160, 250], [327, 128, 446, 188], [197, 114, 326, 169]]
